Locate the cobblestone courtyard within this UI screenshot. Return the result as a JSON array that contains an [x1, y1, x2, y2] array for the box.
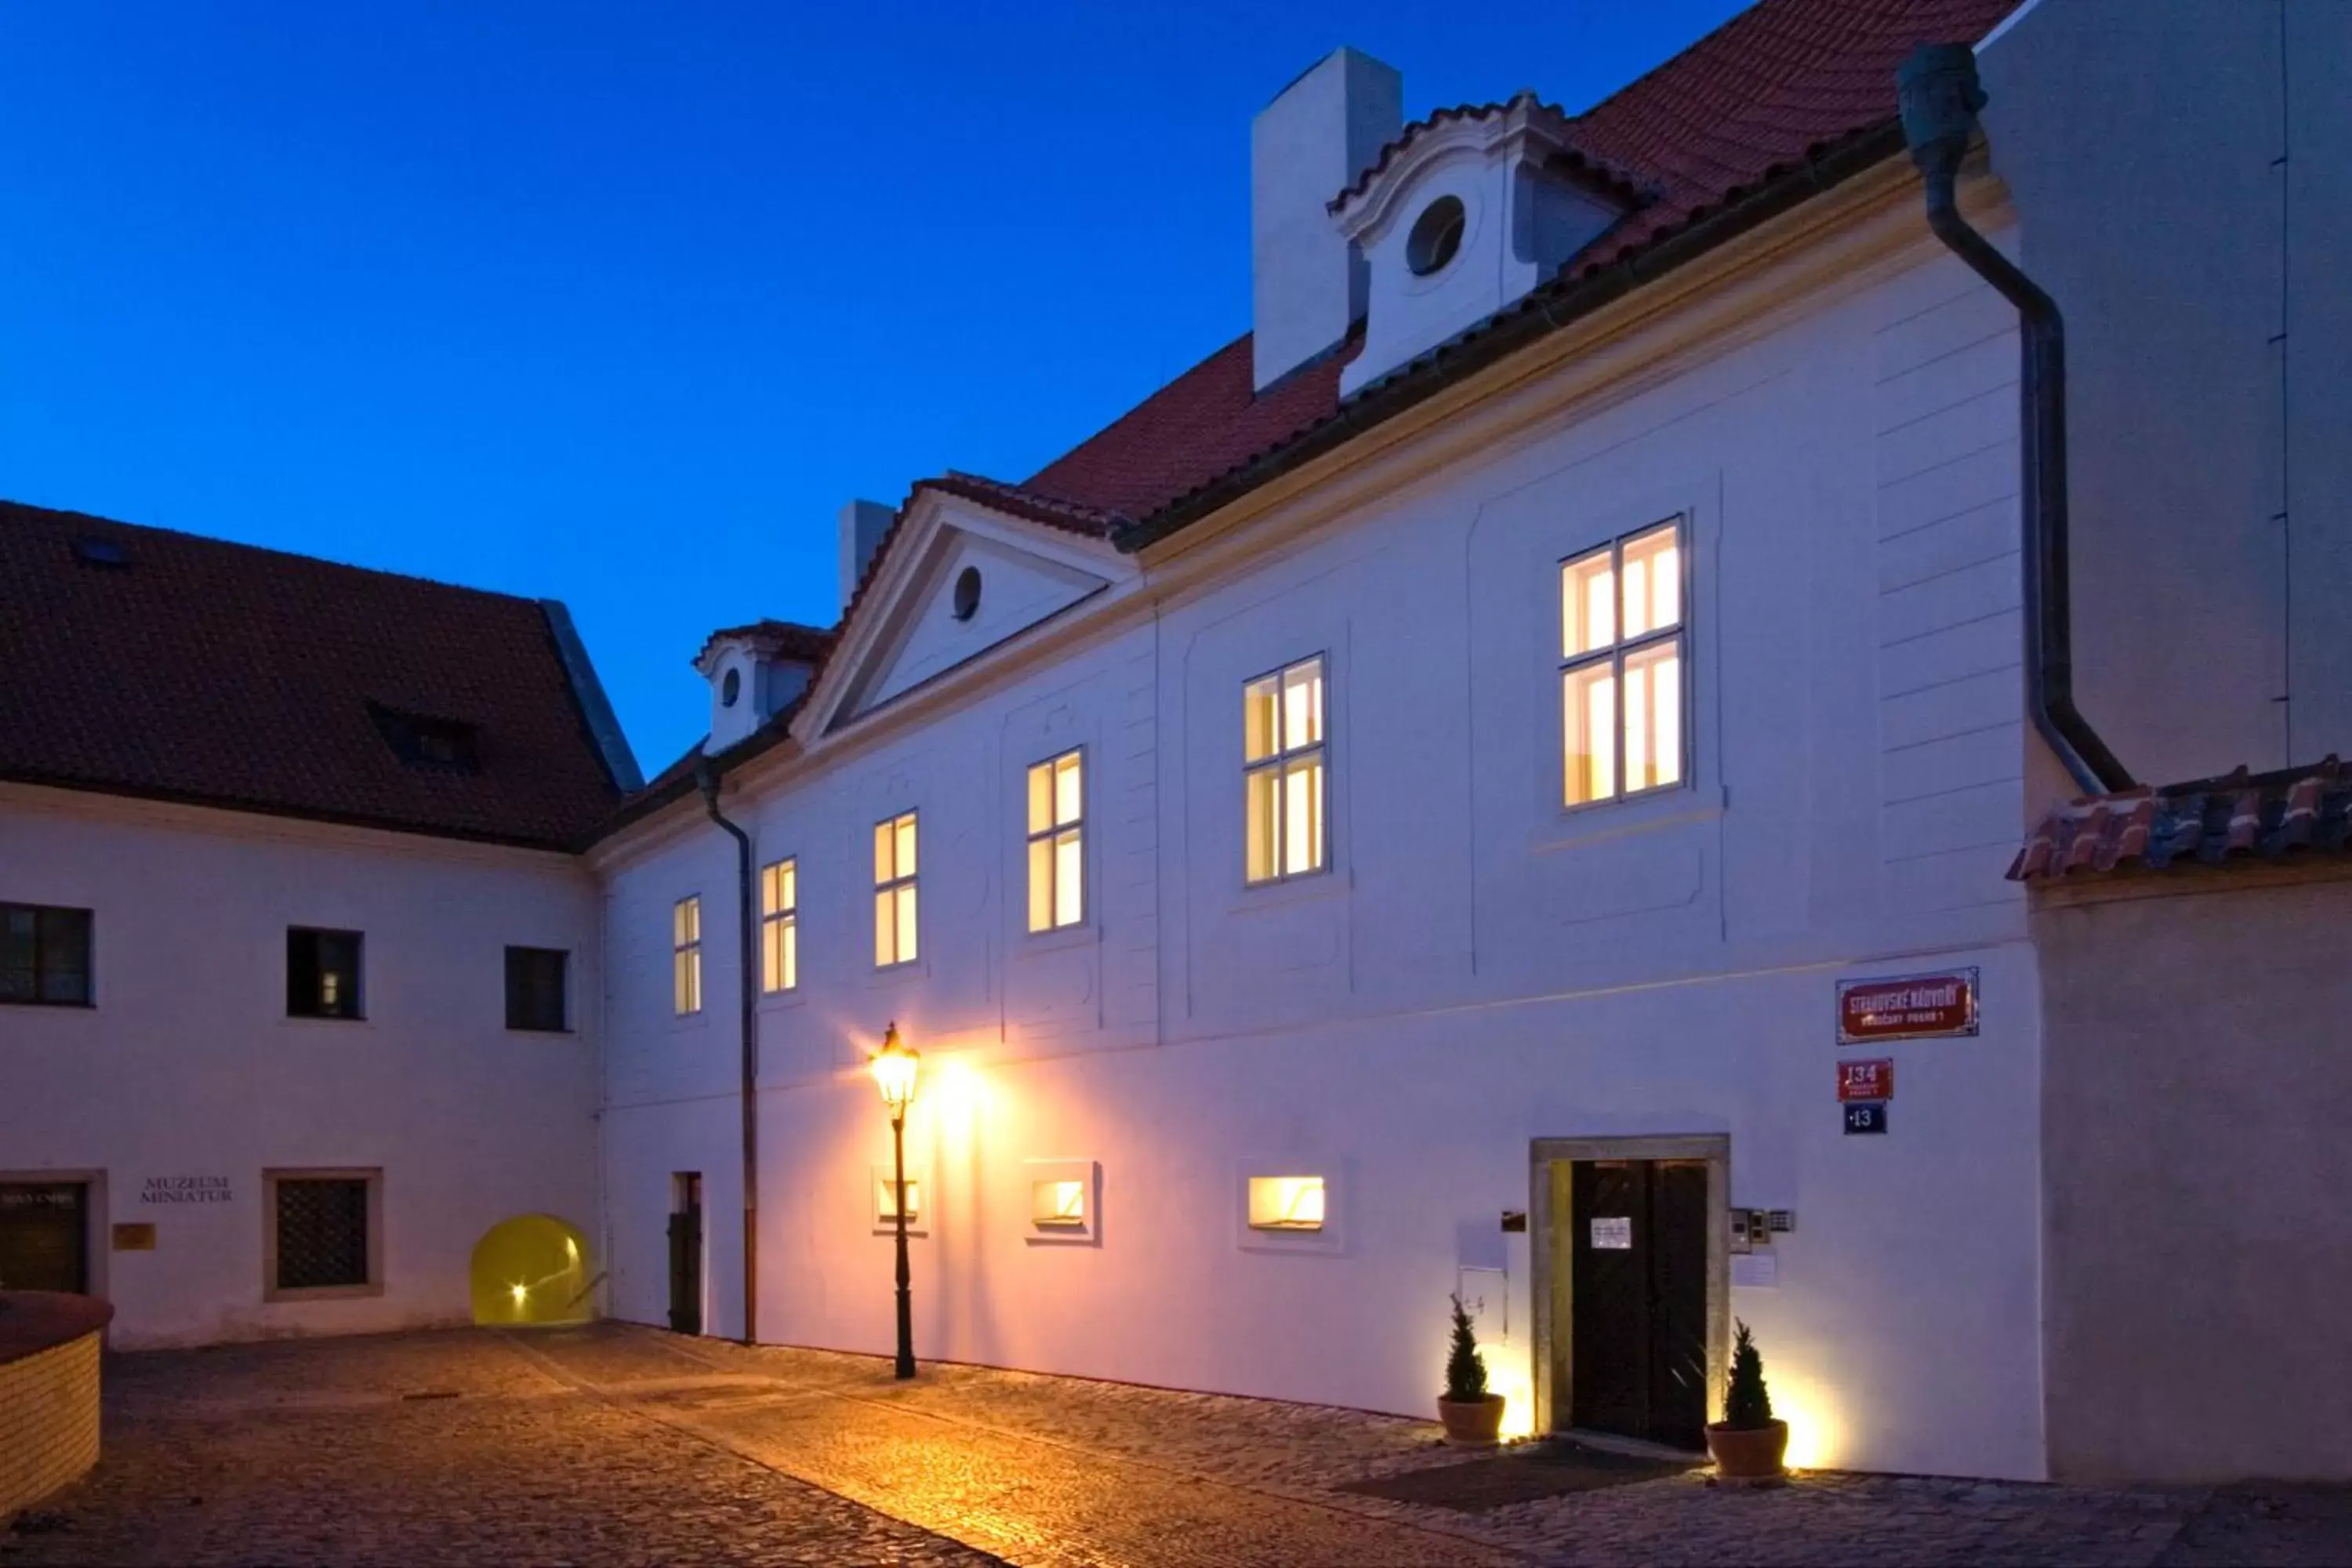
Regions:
[[5, 1323, 2350, 1566]]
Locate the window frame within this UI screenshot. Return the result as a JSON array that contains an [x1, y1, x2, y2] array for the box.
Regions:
[[672, 895, 703, 1017], [503, 946, 570, 1033], [285, 927, 365, 1022], [1558, 517, 1691, 811], [1241, 654, 1330, 887], [872, 811, 919, 969], [262, 1167, 384, 1301], [0, 902, 94, 1008], [1024, 749, 1087, 935], [759, 858, 798, 995]]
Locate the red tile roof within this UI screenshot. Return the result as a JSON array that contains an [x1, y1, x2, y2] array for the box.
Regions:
[[1329, 93, 1656, 216], [2010, 759, 2352, 883], [694, 618, 837, 671], [1019, 0, 2020, 528], [0, 499, 626, 850]]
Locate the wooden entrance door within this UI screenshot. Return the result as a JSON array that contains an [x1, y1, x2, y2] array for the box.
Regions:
[[667, 1173, 702, 1335], [0, 1181, 89, 1294], [1570, 1159, 1708, 1449]]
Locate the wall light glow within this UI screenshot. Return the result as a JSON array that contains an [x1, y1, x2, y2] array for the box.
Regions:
[[1759, 1369, 1844, 1470], [1487, 1351, 1537, 1439]]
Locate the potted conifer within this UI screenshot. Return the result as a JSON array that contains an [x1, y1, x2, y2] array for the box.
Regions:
[[1436, 1293, 1506, 1445], [1705, 1319, 1790, 1483]]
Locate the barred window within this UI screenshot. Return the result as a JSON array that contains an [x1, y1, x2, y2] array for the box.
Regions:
[[760, 859, 797, 993], [269, 1173, 377, 1294], [0, 902, 93, 1007], [504, 946, 568, 1032]]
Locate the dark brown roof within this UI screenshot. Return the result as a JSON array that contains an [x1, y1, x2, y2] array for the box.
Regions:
[[2010, 760, 2352, 883], [0, 499, 628, 850], [1018, 0, 2020, 531]]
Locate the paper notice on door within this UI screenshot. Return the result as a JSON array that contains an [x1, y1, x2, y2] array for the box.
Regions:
[[1732, 1251, 1779, 1288], [1590, 1216, 1632, 1250]]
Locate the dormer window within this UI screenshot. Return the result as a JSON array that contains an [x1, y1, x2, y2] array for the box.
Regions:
[[368, 702, 481, 772], [1330, 93, 1643, 397], [1406, 195, 1465, 276]]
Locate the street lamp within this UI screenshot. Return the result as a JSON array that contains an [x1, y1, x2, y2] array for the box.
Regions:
[[869, 1022, 920, 1379]]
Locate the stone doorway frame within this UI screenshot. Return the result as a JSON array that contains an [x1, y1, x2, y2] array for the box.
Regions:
[[1527, 1134, 1730, 1443]]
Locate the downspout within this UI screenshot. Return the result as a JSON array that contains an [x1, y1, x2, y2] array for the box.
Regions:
[[695, 756, 760, 1347], [1897, 43, 2133, 797]]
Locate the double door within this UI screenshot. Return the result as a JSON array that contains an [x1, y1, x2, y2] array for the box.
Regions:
[[1569, 1158, 1708, 1450]]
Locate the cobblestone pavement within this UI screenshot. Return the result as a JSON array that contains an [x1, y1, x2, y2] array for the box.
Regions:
[[8, 1322, 2350, 1566]]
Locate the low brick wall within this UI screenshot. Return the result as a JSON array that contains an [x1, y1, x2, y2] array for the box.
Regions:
[[0, 1292, 113, 1523]]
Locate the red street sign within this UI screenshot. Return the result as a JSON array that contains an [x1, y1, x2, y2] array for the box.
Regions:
[[1838, 1058, 1895, 1102], [1838, 968, 1979, 1044]]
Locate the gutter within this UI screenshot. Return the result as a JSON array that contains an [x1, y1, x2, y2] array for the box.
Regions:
[[694, 754, 760, 1347], [1117, 118, 1912, 554], [1898, 43, 2132, 797]]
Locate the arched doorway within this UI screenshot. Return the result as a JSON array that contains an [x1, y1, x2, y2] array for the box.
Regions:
[[469, 1214, 593, 1326]]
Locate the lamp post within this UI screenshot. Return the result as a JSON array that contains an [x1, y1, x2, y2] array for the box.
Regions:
[[869, 1023, 920, 1379]]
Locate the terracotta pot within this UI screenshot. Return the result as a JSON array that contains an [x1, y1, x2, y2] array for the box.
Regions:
[[1705, 1419, 1789, 1483], [1438, 1393, 1506, 1446]]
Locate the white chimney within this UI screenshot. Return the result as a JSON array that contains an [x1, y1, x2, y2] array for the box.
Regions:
[[838, 498, 895, 610], [1250, 47, 1403, 392]]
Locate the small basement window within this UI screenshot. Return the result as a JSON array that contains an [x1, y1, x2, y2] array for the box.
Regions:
[[1032, 1179, 1087, 1229], [1247, 1174, 1327, 1232]]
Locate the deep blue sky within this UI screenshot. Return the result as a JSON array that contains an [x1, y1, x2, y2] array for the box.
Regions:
[[2, 1, 1748, 771]]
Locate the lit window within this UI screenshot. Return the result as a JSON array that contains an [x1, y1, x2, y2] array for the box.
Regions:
[[1025, 750, 1085, 932], [287, 927, 363, 1020], [1562, 519, 1686, 804], [760, 858, 797, 993], [873, 812, 918, 967], [1243, 656, 1327, 884], [876, 1173, 922, 1222], [1247, 1174, 1327, 1232], [672, 896, 702, 1015], [1031, 1178, 1087, 1229]]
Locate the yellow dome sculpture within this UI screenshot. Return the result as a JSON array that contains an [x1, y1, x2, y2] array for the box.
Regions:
[[469, 1214, 593, 1326]]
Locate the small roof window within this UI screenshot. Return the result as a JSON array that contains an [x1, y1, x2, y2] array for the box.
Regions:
[[71, 536, 129, 569], [1406, 195, 1466, 276], [368, 702, 482, 773]]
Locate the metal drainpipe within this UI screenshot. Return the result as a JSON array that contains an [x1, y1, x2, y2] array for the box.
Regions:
[[695, 756, 760, 1347], [1897, 43, 2134, 797]]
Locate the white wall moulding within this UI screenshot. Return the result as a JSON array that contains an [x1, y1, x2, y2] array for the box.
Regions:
[[1022, 1158, 1098, 1245]]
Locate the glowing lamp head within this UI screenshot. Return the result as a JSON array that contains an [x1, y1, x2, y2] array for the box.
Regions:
[[871, 1024, 919, 1116]]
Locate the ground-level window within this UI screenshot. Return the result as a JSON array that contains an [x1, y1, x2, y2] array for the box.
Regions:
[[0, 902, 93, 1006], [1243, 655, 1327, 884], [760, 858, 797, 993], [1561, 518, 1686, 804], [504, 946, 568, 1032], [266, 1169, 382, 1298], [672, 896, 702, 1015], [873, 812, 918, 967], [1246, 1174, 1327, 1232], [287, 927, 364, 1020], [1025, 750, 1084, 932]]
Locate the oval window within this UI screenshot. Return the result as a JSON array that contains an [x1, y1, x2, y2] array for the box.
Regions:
[[952, 565, 983, 622], [720, 668, 742, 708], [1406, 194, 1466, 277]]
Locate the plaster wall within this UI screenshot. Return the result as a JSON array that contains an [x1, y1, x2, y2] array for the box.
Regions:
[[601, 229, 2055, 1479], [0, 786, 602, 1348], [1980, 0, 2352, 779], [2034, 868, 2352, 1482]]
